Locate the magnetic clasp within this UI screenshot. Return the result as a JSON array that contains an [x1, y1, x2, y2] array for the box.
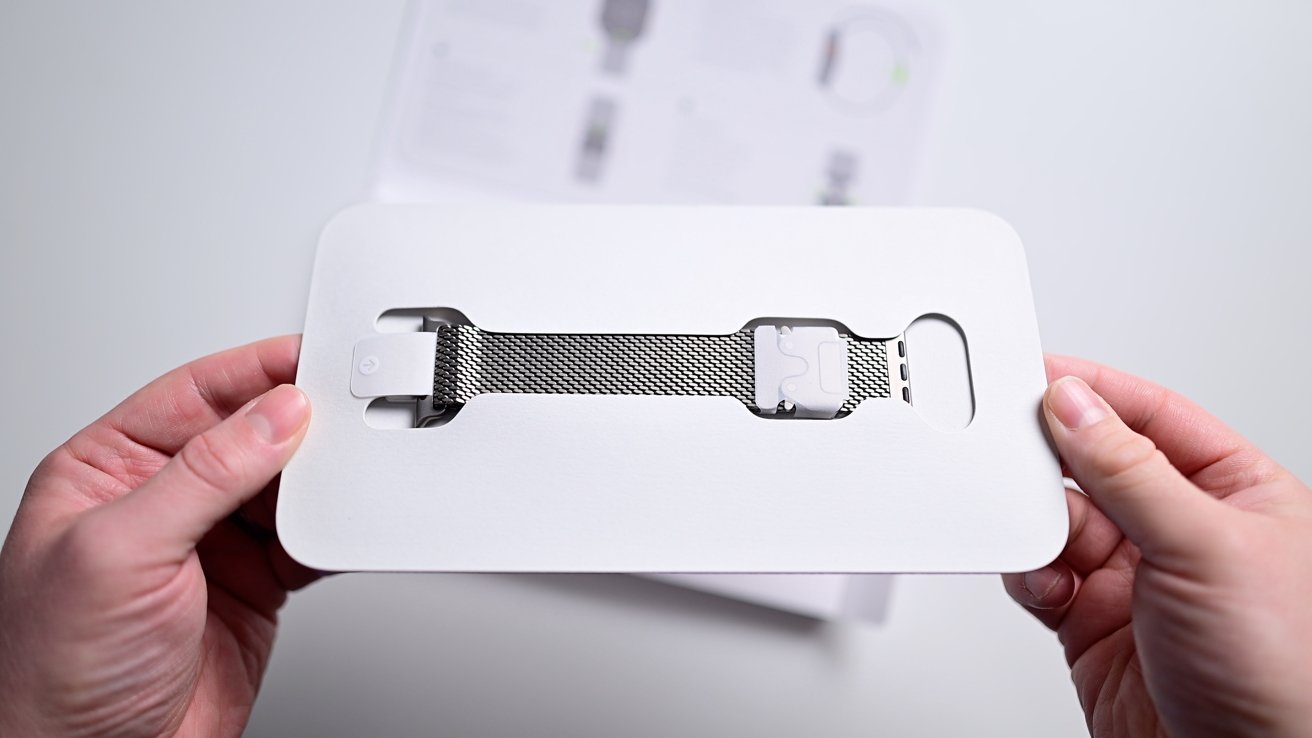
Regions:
[[753, 325, 849, 418], [350, 333, 438, 399]]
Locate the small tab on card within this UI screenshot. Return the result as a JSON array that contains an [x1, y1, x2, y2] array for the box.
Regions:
[[350, 333, 438, 399]]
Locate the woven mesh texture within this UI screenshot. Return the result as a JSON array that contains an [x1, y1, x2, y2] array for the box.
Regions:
[[433, 325, 892, 415], [844, 336, 892, 413]]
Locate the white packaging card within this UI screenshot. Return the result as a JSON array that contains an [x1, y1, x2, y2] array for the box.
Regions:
[[362, 0, 946, 621], [280, 206, 1066, 579]]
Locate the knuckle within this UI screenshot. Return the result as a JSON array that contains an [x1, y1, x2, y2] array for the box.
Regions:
[[29, 448, 63, 485], [25, 447, 77, 496], [1090, 430, 1164, 490], [176, 431, 248, 494]]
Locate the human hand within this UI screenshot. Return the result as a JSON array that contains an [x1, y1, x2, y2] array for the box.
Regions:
[[1005, 355, 1312, 737], [0, 336, 317, 737]]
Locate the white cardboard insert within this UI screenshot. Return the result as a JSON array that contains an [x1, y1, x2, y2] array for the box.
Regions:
[[279, 205, 1066, 573]]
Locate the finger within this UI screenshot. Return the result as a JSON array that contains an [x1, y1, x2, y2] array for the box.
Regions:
[[1003, 558, 1079, 631], [196, 515, 292, 614], [268, 538, 327, 591], [1057, 487, 1125, 577], [100, 385, 311, 560], [53, 336, 301, 502], [95, 336, 301, 457], [193, 511, 325, 618], [1044, 376, 1232, 565], [234, 478, 282, 535], [1044, 354, 1283, 495], [1002, 486, 1117, 631], [1057, 565, 1137, 664]]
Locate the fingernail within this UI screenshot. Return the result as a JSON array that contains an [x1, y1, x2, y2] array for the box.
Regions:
[[1022, 566, 1061, 604], [1047, 376, 1110, 431], [247, 385, 309, 443]]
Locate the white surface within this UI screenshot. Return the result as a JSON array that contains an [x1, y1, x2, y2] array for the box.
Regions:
[[283, 206, 1063, 572], [3, 2, 1310, 737]]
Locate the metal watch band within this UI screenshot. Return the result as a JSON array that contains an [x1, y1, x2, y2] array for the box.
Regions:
[[419, 320, 908, 427]]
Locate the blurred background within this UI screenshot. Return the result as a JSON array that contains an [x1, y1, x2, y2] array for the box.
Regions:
[[2, 1, 1310, 735]]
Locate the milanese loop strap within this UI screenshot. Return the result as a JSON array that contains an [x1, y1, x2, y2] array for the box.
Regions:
[[430, 324, 898, 416]]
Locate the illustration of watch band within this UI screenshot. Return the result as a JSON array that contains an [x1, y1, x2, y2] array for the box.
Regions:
[[351, 315, 912, 428], [598, 0, 650, 75], [576, 96, 616, 183]]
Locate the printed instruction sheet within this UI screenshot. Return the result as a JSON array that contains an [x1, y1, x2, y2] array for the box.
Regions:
[[373, 0, 941, 206]]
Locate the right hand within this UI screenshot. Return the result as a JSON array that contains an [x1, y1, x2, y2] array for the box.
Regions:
[[1004, 355, 1312, 738]]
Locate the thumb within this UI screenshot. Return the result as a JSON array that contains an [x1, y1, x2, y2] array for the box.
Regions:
[[104, 384, 310, 558], [1043, 376, 1230, 565]]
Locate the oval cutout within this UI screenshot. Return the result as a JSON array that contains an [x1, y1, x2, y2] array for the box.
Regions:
[[363, 397, 418, 430], [905, 315, 974, 431], [376, 307, 472, 333]]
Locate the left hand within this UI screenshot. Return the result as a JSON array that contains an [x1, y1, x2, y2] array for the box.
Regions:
[[0, 335, 317, 737]]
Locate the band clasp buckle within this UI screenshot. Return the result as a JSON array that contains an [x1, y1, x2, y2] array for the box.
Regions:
[[753, 325, 849, 419]]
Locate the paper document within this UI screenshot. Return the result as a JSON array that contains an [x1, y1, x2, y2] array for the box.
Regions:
[[373, 0, 941, 207]]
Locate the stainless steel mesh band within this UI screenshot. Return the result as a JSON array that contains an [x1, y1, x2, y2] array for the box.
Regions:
[[844, 336, 894, 413], [432, 325, 893, 415]]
